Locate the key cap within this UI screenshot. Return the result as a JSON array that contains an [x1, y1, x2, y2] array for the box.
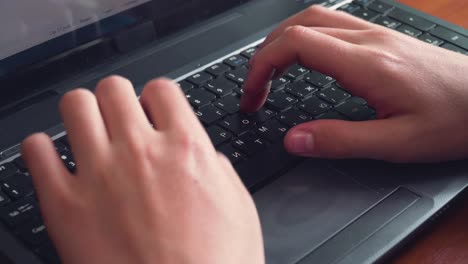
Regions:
[[186, 89, 216, 108], [285, 65, 309, 80], [389, 8, 435, 31], [205, 63, 230, 77], [59, 150, 77, 173], [0, 197, 39, 228], [0, 190, 10, 206], [338, 3, 360, 14], [271, 77, 290, 91], [0, 163, 17, 180], [226, 67, 249, 85], [430, 27, 468, 50], [286, 81, 318, 99], [352, 9, 379, 21], [353, 0, 373, 7], [195, 105, 227, 125], [316, 86, 351, 105], [219, 114, 256, 135], [19, 218, 48, 246], [246, 108, 277, 123], [207, 126, 232, 146], [255, 120, 289, 142], [298, 97, 331, 117], [233, 132, 268, 156], [304, 71, 334, 88], [266, 92, 298, 111], [186, 72, 213, 86], [368, 1, 393, 13], [14, 157, 27, 172], [178, 81, 194, 93], [418, 33, 444, 46], [316, 111, 348, 120], [241, 47, 257, 59], [374, 17, 401, 29], [441, 43, 468, 55], [397, 24, 422, 37], [214, 93, 240, 114], [218, 144, 245, 164], [2, 174, 34, 200], [224, 55, 248, 68], [277, 108, 311, 127], [204, 77, 236, 97], [335, 97, 375, 121]]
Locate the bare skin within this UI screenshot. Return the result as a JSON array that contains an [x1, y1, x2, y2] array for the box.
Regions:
[[21, 77, 264, 264], [20, 5, 468, 264], [242, 5, 468, 163]]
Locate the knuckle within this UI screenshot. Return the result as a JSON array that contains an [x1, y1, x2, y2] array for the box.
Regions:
[[284, 25, 307, 43]]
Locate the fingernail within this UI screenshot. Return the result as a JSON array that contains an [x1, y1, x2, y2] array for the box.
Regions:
[[288, 131, 314, 153]]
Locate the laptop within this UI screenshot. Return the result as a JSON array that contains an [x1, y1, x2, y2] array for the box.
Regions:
[[0, 0, 467, 263]]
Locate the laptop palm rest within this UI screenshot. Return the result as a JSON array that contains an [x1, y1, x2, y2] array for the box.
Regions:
[[253, 160, 417, 264]]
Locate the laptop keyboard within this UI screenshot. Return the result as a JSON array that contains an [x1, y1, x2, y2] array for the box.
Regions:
[[0, 1, 467, 263]]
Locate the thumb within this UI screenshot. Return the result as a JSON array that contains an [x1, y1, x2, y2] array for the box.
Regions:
[[284, 117, 415, 162]]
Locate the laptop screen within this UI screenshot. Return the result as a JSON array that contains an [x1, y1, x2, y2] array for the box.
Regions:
[[0, 0, 246, 106]]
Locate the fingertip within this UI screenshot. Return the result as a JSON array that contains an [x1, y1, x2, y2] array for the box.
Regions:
[[21, 133, 51, 161]]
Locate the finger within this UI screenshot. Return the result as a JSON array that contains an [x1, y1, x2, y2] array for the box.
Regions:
[[21, 133, 73, 218], [60, 89, 110, 168], [283, 117, 418, 162], [242, 26, 360, 112], [95, 76, 151, 140], [260, 5, 372, 50], [306, 27, 365, 44], [140, 78, 204, 132]]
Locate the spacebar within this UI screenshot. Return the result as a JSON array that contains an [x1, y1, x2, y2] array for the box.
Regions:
[[235, 141, 300, 191]]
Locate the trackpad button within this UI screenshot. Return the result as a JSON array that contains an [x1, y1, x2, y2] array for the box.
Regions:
[[253, 160, 382, 264]]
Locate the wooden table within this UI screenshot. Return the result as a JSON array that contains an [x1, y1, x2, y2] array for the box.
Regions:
[[390, 2, 468, 262]]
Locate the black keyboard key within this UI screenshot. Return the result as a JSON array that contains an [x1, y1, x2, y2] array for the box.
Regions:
[[335, 97, 375, 121], [186, 72, 213, 86], [271, 76, 290, 91], [224, 55, 248, 68], [298, 97, 332, 117], [430, 27, 468, 50], [441, 43, 468, 55], [316, 111, 348, 120], [218, 144, 245, 164], [304, 71, 334, 88], [240, 47, 257, 59], [352, 9, 379, 21], [207, 126, 232, 146], [389, 8, 435, 31], [35, 242, 60, 264], [397, 24, 422, 37], [285, 65, 309, 80], [178, 81, 194, 93], [0, 190, 10, 206], [219, 115, 256, 135], [59, 150, 77, 173], [286, 81, 318, 99], [338, 3, 360, 14], [18, 218, 48, 246], [255, 120, 289, 142], [316, 86, 351, 105], [266, 92, 298, 111], [374, 17, 401, 29], [233, 132, 268, 156], [2, 174, 34, 200], [0, 197, 39, 228], [353, 0, 373, 7], [368, 1, 393, 13], [204, 77, 237, 97], [226, 67, 248, 85], [14, 157, 27, 172], [0, 163, 17, 180], [214, 93, 240, 114], [195, 105, 227, 125], [206, 63, 230, 77], [277, 108, 311, 127], [418, 33, 444, 46], [246, 108, 277, 123], [186, 89, 216, 108]]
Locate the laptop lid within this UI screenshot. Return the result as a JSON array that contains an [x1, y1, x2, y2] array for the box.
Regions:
[[0, 0, 249, 109]]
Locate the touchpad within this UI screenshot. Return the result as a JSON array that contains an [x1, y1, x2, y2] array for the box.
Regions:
[[253, 160, 382, 264]]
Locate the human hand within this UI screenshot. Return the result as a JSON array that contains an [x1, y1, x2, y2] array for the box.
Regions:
[[242, 5, 468, 163], [21, 77, 264, 264]]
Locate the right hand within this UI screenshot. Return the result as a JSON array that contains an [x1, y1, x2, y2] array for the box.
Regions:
[[242, 5, 468, 163]]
